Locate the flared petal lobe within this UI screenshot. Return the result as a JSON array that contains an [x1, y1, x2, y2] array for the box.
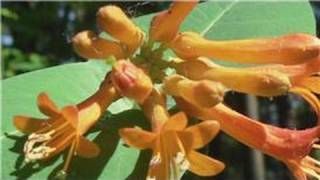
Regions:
[[76, 136, 100, 158], [72, 30, 125, 59], [119, 128, 156, 149], [14, 116, 48, 134], [185, 121, 220, 149], [37, 92, 60, 117], [170, 32, 320, 65], [188, 150, 225, 176], [162, 112, 188, 131]]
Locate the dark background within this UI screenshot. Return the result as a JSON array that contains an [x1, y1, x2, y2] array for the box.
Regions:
[[2, 2, 320, 180]]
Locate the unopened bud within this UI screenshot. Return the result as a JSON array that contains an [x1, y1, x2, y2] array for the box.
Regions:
[[111, 60, 152, 103], [150, 0, 198, 43], [97, 6, 144, 53], [170, 32, 320, 65], [201, 67, 292, 97], [174, 57, 220, 80], [164, 75, 226, 108], [72, 30, 124, 59]]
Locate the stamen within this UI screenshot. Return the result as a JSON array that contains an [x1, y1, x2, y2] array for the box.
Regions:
[[24, 146, 55, 163], [306, 156, 320, 167], [174, 152, 190, 171], [49, 132, 76, 153], [24, 132, 54, 155], [313, 144, 320, 150], [62, 139, 77, 172], [149, 153, 161, 167], [302, 166, 320, 179]]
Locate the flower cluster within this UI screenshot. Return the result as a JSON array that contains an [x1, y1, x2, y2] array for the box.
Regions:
[[14, 1, 320, 180]]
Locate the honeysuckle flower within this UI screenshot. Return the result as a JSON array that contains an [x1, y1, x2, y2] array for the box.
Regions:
[[175, 57, 292, 97], [111, 60, 153, 104], [176, 98, 320, 180], [150, 0, 198, 43], [72, 30, 125, 59], [13, 74, 119, 175], [97, 5, 144, 53], [170, 32, 320, 65], [119, 90, 225, 180], [164, 74, 226, 108]]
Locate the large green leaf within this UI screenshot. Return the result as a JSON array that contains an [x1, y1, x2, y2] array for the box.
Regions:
[[2, 1, 315, 180]]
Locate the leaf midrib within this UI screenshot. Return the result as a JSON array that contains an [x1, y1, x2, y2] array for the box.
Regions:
[[200, 0, 239, 36]]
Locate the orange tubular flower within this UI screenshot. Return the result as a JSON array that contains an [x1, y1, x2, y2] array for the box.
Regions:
[[97, 5, 144, 53], [13, 74, 119, 175], [72, 30, 125, 59], [176, 98, 320, 180], [111, 60, 153, 104], [119, 90, 224, 180], [150, 0, 199, 43], [170, 32, 320, 65], [175, 58, 292, 97]]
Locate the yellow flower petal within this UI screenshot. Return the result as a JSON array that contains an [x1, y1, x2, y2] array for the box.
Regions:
[[163, 112, 188, 131], [119, 128, 156, 149], [72, 30, 125, 59], [76, 136, 100, 158], [170, 32, 320, 65], [150, 0, 198, 43], [37, 92, 59, 117], [13, 116, 48, 134], [185, 121, 220, 149], [188, 150, 225, 176]]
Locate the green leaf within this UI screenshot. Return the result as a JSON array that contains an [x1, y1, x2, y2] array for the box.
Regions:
[[2, 1, 315, 180]]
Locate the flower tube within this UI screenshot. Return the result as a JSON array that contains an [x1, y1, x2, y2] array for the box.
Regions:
[[176, 97, 320, 180], [170, 32, 320, 65], [150, 0, 199, 43]]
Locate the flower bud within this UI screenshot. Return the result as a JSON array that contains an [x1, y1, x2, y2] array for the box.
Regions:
[[111, 60, 153, 103], [72, 30, 124, 59], [170, 32, 320, 65], [150, 0, 198, 43], [174, 57, 220, 80], [164, 75, 226, 108], [97, 6, 144, 53], [201, 67, 292, 97]]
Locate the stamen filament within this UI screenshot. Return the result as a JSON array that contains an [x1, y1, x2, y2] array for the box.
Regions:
[[62, 139, 77, 172]]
